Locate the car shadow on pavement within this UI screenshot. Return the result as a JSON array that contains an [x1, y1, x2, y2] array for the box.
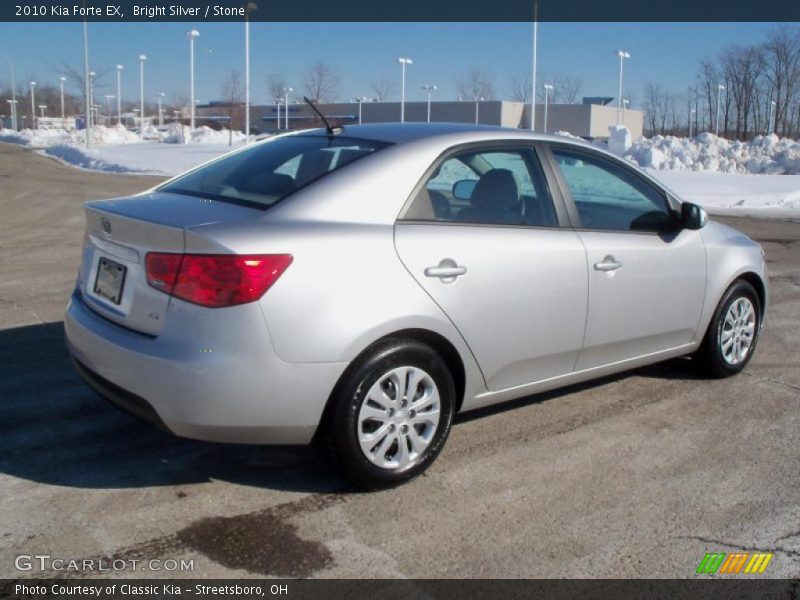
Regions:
[[0, 321, 345, 493]]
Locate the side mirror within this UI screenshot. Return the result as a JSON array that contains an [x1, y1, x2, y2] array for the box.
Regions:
[[452, 179, 477, 201], [681, 202, 707, 230]]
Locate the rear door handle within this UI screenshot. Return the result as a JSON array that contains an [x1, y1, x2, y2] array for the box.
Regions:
[[425, 259, 467, 281], [593, 255, 622, 272]]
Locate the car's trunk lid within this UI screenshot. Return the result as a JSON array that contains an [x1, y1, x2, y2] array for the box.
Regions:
[[78, 191, 261, 335]]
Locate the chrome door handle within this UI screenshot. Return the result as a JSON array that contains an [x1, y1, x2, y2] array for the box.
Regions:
[[593, 255, 622, 272], [425, 259, 467, 281]]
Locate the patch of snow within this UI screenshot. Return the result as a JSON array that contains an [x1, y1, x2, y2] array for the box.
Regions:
[[607, 125, 632, 156]]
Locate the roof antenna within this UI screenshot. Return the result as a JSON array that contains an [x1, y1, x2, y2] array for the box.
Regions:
[[303, 96, 343, 137]]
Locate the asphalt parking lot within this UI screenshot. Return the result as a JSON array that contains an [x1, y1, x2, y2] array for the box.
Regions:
[[1, 141, 798, 579]]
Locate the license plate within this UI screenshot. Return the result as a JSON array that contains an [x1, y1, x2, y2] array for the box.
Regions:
[[94, 257, 127, 305]]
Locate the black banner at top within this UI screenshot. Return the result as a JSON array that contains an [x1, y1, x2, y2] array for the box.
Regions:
[[2, 0, 800, 22]]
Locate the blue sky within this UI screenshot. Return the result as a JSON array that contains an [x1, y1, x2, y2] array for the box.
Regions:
[[0, 22, 778, 107]]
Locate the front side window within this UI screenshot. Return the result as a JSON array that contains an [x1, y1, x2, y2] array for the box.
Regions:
[[552, 147, 673, 232], [160, 135, 389, 209], [405, 147, 558, 227]]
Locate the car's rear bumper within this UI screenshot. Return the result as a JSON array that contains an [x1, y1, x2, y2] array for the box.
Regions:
[[65, 288, 346, 444]]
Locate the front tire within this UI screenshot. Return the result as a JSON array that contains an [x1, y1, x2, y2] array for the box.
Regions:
[[325, 339, 456, 490], [697, 279, 761, 378]]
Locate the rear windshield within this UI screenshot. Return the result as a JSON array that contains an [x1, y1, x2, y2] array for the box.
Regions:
[[159, 135, 390, 209]]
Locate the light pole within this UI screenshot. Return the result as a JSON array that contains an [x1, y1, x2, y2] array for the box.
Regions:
[[138, 54, 147, 131], [116, 65, 123, 125], [274, 98, 281, 130], [531, 0, 538, 131], [356, 97, 364, 124], [187, 30, 199, 133], [622, 98, 629, 126], [156, 92, 165, 127], [283, 87, 293, 130], [6, 99, 17, 131], [38, 104, 46, 120], [0, 52, 17, 131], [768, 100, 776, 135], [58, 76, 66, 127], [397, 57, 412, 122], [29, 81, 36, 129], [88, 70, 96, 130], [715, 83, 725, 137], [82, 20, 91, 148], [688, 107, 695, 137], [244, 3, 257, 144], [474, 96, 484, 124], [543, 83, 553, 133], [422, 84, 436, 122], [104, 95, 114, 125], [615, 50, 631, 126]]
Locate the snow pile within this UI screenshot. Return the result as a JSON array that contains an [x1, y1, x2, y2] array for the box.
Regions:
[[607, 125, 632, 156], [188, 126, 246, 145], [624, 132, 800, 174], [0, 128, 70, 147], [43, 144, 147, 173], [0, 124, 143, 147], [161, 125, 246, 145]]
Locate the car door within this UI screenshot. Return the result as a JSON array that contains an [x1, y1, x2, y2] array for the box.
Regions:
[[547, 144, 706, 371], [395, 143, 588, 392]]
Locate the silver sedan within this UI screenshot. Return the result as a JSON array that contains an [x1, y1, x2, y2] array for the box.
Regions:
[[65, 123, 767, 488]]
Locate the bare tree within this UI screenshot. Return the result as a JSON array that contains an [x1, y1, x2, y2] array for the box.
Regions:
[[266, 74, 287, 103], [642, 82, 665, 136], [369, 78, 395, 101], [456, 69, 494, 100], [762, 25, 800, 136], [507, 72, 531, 103], [220, 69, 243, 145], [303, 62, 340, 103], [556, 76, 583, 104]]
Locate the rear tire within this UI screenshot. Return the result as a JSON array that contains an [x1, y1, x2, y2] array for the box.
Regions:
[[324, 339, 455, 490], [696, 279, 761, 378]]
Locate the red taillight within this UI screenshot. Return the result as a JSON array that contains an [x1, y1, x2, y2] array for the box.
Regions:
[[145, 253, 293, 308]]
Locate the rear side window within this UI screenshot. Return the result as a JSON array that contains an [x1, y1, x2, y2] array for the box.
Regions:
[[405, 146, 558, 227], [159, 135, 389, 209]]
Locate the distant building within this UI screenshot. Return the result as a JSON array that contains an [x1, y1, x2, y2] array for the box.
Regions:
[[195, 99, 644, 140]]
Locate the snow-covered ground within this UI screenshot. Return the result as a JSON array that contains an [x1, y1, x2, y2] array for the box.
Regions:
[[2, 125, 800, 216], [43, 142, 241, 176], [651, 171, 800, 219]]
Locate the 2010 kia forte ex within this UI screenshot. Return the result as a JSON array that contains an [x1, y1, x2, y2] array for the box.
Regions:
[[65, 123, 768, 488]]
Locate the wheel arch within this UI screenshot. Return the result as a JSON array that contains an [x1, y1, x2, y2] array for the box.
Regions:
[[312, 328, 468, 443], [736, 271, 766, 315]]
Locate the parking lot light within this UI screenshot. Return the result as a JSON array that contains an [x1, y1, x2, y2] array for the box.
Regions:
[[138, 54, 147, 131], [422, 85, 437, 123], [187, 30, 200, 133], [59, 76, 66, 126], [397, 57, 412, 122], [0, 53, 17, 131], [543, 83, 553, 133], [716, 84, 726, 137], [474, 96, 484, 124], [29, 81, 36, 129], [283, 87, 293, 130], [616, 50, 631, 126], [116, 65, 123, 125]]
